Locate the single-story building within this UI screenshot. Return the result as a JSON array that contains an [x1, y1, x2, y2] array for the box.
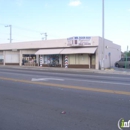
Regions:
[[0, 36, 121, 69]]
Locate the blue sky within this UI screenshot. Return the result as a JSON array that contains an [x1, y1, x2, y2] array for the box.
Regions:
[[0, 0, 130, 51]]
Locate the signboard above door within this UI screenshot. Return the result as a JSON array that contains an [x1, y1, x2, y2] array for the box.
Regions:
[[67, 36, 92, 46]]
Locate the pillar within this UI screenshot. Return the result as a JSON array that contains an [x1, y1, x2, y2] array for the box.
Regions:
[[3, 51, 5, 66], [36, 55, 39, 66], [59, 55, 62, 68], [19, 50, 22, 66]]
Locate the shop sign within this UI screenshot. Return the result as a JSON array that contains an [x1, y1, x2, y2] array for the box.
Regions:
[[67, 36, 92, 46]]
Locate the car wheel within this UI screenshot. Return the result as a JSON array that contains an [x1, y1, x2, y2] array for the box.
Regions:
[[115, 63, 119, 68]]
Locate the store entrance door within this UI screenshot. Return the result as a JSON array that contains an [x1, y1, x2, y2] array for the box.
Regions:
[[22, 54, 37, 66], [90, 54, 95, 69]]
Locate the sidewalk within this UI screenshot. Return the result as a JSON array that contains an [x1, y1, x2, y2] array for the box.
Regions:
[[0, 65, 130, 75]]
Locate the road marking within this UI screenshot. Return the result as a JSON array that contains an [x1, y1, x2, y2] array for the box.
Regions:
[[32, 76, 130, 86], [0, 76, 130, 96], [0, 71, 130, 86], [63, 78, 130, 86], [0, 68, 130, 80], [31, 78, 64, 81]]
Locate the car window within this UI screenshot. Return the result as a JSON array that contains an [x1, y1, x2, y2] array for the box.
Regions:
[[121, 58, 125, 61], [127, 58, 130, 61]]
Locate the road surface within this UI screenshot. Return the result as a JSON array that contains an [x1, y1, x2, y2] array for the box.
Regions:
[[0, 67, 130, 130]]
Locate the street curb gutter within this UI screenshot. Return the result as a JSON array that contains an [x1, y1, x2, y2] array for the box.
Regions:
[[0, 65, 130, 75]]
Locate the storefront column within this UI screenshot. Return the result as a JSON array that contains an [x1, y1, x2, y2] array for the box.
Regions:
[[3, 51, 5, 66], [59, 55, 62, 68], [36, 55, 39, 66], [89, 55, 90, 69], [95, 50, 99, 69], [19, 50, 22, 66]]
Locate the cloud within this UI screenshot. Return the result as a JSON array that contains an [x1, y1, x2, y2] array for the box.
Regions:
[[69, 0, 81, 6]]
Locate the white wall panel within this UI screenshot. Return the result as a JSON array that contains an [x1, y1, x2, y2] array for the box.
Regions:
[[11, 54, 19, 63], [5, 51, 19, 63], [5, 55, 12, 63]]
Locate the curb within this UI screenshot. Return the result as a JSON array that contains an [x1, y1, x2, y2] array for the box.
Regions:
[[0, 65, 130, 75]]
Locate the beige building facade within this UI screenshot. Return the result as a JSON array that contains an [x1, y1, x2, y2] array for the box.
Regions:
[[0, 36, 121, 69]]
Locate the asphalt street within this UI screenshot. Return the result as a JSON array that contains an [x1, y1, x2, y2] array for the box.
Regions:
[[0, 66, 130, 130]]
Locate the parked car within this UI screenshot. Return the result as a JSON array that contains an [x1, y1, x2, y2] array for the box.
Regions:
[[115, 57, 130, 68]]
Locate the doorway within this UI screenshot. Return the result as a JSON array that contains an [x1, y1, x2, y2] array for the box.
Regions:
[[90, 54, 95, 69]]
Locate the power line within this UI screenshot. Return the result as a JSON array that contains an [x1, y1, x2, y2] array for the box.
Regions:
[[14, 26, 41, 33], [0, 23, 50, 41], [0, 23, 43, 33]]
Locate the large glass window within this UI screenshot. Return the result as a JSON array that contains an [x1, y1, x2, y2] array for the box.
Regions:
[[44, 55, 59, 66], [22, 54, 36, 65]]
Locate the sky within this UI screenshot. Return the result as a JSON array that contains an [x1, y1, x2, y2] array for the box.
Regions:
[[0, 0, 130, 51]]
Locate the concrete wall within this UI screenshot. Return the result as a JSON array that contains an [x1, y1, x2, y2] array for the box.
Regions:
[[95, 49, 99, 69], [0, 39, 67, 50], [0, 37, 99, 51], [20, 50, 38, 54], [91, 36, 100, 46], [98, 37, 121, 68], [104, 42, 121, 68]]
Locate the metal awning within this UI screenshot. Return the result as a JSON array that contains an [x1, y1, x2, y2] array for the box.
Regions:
[[60, 47, 97, 54], [35, 47, 97, 55], [35, 49, 63, 55]]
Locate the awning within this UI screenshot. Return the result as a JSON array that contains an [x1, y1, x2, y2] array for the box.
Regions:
[[35, 49, 63, 55], [35, 47, 97, 55], [60, 47, 97, 54]]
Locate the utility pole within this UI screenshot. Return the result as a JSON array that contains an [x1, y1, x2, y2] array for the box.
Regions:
[[5, 25, 12, 43], [41, 32, 47, 40], [45, 33, 47, 40], [101, 0, 105, 70]]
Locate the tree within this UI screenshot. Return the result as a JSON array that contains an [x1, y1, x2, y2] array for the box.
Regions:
[[124, 51, 130, 57]]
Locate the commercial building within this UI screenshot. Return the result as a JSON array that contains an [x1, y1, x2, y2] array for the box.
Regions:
[[0, 36, 121, 69]]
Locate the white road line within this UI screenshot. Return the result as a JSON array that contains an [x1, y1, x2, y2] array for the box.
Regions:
[[63, 78, 130, 86], [31, 78, 64, 82], [31, 76, 130, 86], [0, 70, 130, 86], [0, 68, 130, 80]]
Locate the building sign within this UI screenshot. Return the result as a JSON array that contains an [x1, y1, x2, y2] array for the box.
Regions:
[[67, 36, 92, 46], [67, 37, 73, 46]]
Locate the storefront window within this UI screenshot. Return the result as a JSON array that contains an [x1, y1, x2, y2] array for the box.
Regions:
[[22, 54, 36, 65], [44, 55, 59, 66]]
